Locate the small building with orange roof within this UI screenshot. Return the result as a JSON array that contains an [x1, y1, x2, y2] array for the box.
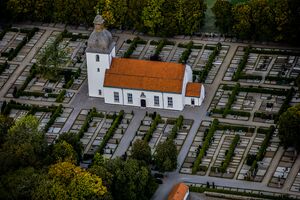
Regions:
[[168, 183, 190, 200], [86, 15, 205, 111]]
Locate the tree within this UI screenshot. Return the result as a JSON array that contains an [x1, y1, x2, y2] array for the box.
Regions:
[[154, 140, 177, 172], [36, 33, 70, 82], [212, 0, 233, 33], [130, 139, 152, 164], [52, 140, 78, 163], [278, 104, 300, 152], [33, 161, 107, 200], [142, 0, 165, 35], [0, 115, 47, 172], [232, 3, 252, 39], [0, 115, 13, 147], [91, 157, 157, 200], [269, 0, 290, 41], [0, 167, 39, 200], [56, 131, 83, 161]]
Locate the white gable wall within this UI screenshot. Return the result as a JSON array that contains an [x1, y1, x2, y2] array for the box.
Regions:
[[181, 65, 193, 102]]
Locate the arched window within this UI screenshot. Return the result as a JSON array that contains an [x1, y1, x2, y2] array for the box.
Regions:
[[96, 55, 100, 62]]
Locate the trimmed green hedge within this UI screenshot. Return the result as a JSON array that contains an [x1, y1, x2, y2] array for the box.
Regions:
[[198, 43, 222, 82], [217, 124, 254, 133], [232, 46, 250, 81], [275, 87, 295, 122], [265, 76, 295, 84], [123, 37, 146, 58], [219, 134, 240, 173], [249, 48, 300, 56], [192, 119, 219, 174], [239, 74, 262, 80], [189, 185, 296, 200], [1, 28, 39, 61], [223, 83, 240, 117], [97, 110, 124, 153], [43, 104, 63, 132], [151, 39, 174, 58], [179, 41, 193, 64], [167, 115, 184, 141], [143, 114, 161, 142], [55, 90, 66, 103], [0, 62, 9, 75]]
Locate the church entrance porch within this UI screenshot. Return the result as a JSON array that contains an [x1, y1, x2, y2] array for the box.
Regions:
[[141, 99, 146, 107]]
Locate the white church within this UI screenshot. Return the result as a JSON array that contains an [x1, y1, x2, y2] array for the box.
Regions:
[[86, 15, 205, 111]]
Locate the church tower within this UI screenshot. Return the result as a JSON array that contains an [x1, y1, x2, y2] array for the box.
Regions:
[[86, 15, 116, 97]]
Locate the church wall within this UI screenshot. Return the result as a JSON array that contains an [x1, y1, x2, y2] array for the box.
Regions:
[[103, 87, 184, 110], [86, 52, 113, 97], [181, 65, 193, 104]]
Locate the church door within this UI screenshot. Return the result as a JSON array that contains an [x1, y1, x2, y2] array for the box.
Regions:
[[141, 99, 146, 107]]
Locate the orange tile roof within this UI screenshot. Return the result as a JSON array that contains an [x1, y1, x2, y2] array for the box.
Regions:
[[185, 82, 202, 97], [168, 183, 189, 200], [103, 58, 185, 93]]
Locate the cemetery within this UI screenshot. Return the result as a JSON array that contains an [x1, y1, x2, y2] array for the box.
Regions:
[[126, 112, 193, 155], [68, 108, 133, 159]]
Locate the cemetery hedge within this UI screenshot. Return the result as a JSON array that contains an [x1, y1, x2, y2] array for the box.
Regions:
[[198, 43, 222, 82], [232, 46, 250, 81], [167, 115, 184, 141], [123, 37, 146, 58], [192, 119, 219, 174], [43, 104, 63, 132], [97, 110, 124, 154], [143, 114, 161, 142], [179, 41, 193, 64], [219, 134, 240, 173], [55, 89, 66, 103], [189, 185, 297, 200]]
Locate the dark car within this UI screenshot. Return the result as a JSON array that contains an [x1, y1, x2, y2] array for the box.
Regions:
[[155, 178, 163, 184], [154, 173, 164, 179]]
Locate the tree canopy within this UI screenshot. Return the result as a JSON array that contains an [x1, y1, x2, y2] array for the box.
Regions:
[[130, 139, 152, 164], [154, 140, 177, 172], [278, 104, 300, 151]]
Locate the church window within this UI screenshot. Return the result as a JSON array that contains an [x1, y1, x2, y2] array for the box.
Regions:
[[98, 90, 102, 95], [167, 97, 173, 107], [114, 92, 119, 102], [154, 96, 159, 106], [127, 93, 133, 104], [97, 68, 100, 72], [96, 55, 100, 62]]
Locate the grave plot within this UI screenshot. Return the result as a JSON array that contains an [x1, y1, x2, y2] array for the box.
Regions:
[[210, 84, 292, 123], [290, 91, 300, 106], [12, 29, 45, 62], [116, 40, 131, 57], [0, 27, 40, 62], [6, 31, 88, 103], [69, 109, 133, 159], [290, 170, 300, 192], [268, 148, 297, 188], [223, 46, 262, 83], [186, 44, 203, 66], [181, 120, 222, 175], [119, 37, 147, 59], [127, 113, 192, 156], [193, 43, 229, 84], [187, 119, 255, 178], [169, 42, 203, 64], [1, 101, 72, 144], [143, 42, 156, 60], [237, 126, 280, 182], [0, 62, 18, 88], [265, 54, 300, 86], [142, 40, 175, 61], [224, 46, 300, 84], [209, 84, 251, 121]]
